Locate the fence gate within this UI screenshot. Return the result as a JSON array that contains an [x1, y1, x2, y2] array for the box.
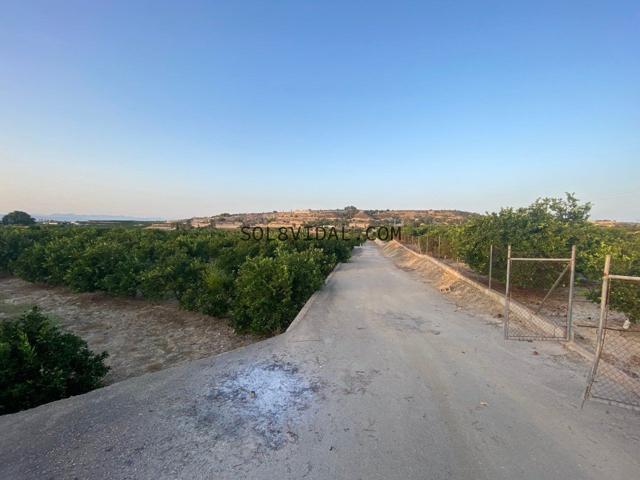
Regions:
[[503, 245, 576, 341], [583, 255, 640, 411]]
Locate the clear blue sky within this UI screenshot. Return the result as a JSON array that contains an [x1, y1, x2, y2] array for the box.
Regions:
[[1, 1, 638, 220]]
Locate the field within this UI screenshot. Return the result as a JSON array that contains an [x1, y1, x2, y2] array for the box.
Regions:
[[0, 226, 362, 402], [0, 277, 255, 384], [0, 226, 362, 333]]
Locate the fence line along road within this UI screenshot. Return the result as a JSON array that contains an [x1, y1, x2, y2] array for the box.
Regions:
[[583, 255, 640, 411], [503, 244, 576, 342]]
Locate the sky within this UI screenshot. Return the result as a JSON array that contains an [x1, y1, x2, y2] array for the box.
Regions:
[[0, 1, 638, 221]]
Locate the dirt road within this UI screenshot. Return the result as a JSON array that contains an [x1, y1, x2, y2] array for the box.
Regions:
[[1, 243, 639, 479]]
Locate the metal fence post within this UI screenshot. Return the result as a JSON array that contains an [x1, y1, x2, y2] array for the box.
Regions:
[[567, 245, 576, 341], [438, 235, 442, 257], [503, 245, 511, 339], [488, 244, 493, 290], [583, 254, 611, 406]]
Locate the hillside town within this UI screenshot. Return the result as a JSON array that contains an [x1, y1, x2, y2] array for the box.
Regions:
[[146, 207, 475, 231]]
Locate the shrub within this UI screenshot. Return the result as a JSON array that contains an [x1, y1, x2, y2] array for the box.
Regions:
[[281, 248, 327, 307], [411, 194, 640, 323], [232, 255, 293, 334], [178, 262, 234, 316], [2, 211, 36, 226], [0, 226, 357, 326], [231, 248, 329, 334], [0, 308, 109, 415], [456, 194, 590, 285]]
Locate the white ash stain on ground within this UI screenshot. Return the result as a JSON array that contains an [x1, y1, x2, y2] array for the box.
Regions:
[[175, 357, 325, 467]]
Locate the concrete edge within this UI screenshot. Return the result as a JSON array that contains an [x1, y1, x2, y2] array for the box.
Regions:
[[285, 262, 342, 333]]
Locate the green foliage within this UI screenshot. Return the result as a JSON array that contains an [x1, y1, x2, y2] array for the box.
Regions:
[[0, 227, 48, 272], [414, 224, 464, 260], [412, 194, 639, 323], [232, 255, 294, 334], [2, 211, 36, 226], [454, 194, 590, 286], [579, 230, 640, 322], [0, 308, 109, 414], [231, 248, 329, 334], [282, 248, 327, 307], [0, 225, 361, 331]]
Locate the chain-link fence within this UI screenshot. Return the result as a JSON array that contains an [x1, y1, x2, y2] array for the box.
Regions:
[[503, 246, 576, 341], [399, 234, 420, 253], [394, 236, 640, 410], [417, 234, 457, 260], [398, 239, 577, 341], [583, 255, 640, 411], [398, 234, 466, 275], [586, 327, 640, 409]]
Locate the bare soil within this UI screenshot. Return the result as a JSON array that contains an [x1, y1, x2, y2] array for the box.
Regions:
[[0, 277, 257, 384]]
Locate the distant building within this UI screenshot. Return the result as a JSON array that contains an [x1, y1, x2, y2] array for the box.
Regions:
[[214, 221, 243, 230], [145, 222, 177, 231], [190, 217, 213, 228]]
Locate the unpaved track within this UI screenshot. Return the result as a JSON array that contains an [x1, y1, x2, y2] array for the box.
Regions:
[[1, 243, 639, 479]]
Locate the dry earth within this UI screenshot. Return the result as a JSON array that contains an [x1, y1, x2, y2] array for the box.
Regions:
[[0, 277, 256, 383]]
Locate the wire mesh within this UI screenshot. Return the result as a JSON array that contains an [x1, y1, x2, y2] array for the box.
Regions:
[[585, 274, 640, 411], [506, 308, 569, 340], [589, 327, 640, 409], [504, 251, 574, 341], [398, 235, 420, 253], [398, 234, 453, 259], [415, 235, 456, 259]]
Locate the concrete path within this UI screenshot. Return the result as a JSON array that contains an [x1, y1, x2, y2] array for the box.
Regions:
[[1, 243, 639, 479]]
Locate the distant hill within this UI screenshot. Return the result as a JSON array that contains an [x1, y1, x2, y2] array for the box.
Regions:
[[181, 208, 478, 230], [592, 219, 640, 232], [33, 213, 164, 222]]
